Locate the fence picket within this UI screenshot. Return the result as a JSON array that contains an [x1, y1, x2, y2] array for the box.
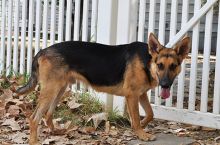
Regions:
[[6, 0, 13, 75], [155, 0, 167, 105], [43, 0, 49, 49], [65, 0, 72, 41], [35, 0, 42, 54], [13, 0, 20, 73], [50, 0, 57, 45], [27, 0, 34, 74], [0, 0, 6, 73], [148, 0, 156, 36], [166, 0, 178, 107], [201, 7, 213, 113], [138, 0, 146, 42], [82, 0, 89, 41], [91, 0, 98, 41], [213, 1, 220, 114], [73, 0, 81, 41], [177, 0, 189, 109], [19, 0, 27, 74], [58, 0, 65, 42], [189, 0, 201, 111]]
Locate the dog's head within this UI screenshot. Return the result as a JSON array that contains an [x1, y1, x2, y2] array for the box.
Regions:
[[148, 33, 190, 99]]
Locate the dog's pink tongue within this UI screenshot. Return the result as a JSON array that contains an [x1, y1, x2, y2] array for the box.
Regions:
[[160, 88, 170, 99]]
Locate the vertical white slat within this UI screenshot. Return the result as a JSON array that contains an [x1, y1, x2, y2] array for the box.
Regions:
[[115, 0, 138, 114], [27, 0, 34, 74], [158, 0, 166, 44], [155, 0, 166, 105], [6, 0, 13, 75], [177, 0, 189, 109], [73, 0, 81, 41], [148, 0, 156, 35], [200, 7, 213, 113], [138, 0, 150, 101], [188, 0, 201, 111], [71, 0, 81, 92], [65, 0, 72, 41], [91, 0, 98, 41], [82, 0, 89, 41], [58, 0, 65, 42], [96, 0, 118, 110], [166, 0, 178, 107], [42, 0, 49, 49], [137, 0, 146, 42], [213, 0, 220, 114], [0, 0, 6, 73], [35, 0, 42, 54], [19, 0, 27, 74], [50, 0, 56, 45], [13, 0, 20, 73]]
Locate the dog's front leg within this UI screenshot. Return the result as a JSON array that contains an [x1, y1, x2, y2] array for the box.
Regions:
[[139, 93, 154, 128], [125, 95, 156, 141]]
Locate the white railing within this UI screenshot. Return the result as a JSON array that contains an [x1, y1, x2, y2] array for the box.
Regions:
[[0, 0, 220, 129]]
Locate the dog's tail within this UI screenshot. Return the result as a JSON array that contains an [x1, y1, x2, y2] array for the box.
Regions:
[[16, 50, 43, 95]]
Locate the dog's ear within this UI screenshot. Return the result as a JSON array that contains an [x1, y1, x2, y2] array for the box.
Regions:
[[174, 36, 190, 62], [148, 33, 162, 55]]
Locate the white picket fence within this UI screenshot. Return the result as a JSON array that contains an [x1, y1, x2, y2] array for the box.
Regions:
[[0, 0, 220, 129]]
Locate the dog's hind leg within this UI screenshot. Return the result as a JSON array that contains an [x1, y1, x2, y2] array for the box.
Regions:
[[139, 93, 154, 128], [29, 81, 62, 145], [45, 84, 67, 132]]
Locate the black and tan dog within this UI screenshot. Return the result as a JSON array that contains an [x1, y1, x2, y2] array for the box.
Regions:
[[16, 33, 190, 145]]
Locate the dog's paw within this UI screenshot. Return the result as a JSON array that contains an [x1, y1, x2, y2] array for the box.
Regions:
[[135, 129, 156, 141]]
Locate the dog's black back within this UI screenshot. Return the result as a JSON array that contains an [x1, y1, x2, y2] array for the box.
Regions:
[[45, 41, 152, 86]]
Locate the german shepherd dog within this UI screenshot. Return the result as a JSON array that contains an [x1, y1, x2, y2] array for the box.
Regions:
[[16, 33, 190, 145]]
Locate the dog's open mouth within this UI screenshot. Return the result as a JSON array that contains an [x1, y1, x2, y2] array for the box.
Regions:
[[160, 87, 170, 99]]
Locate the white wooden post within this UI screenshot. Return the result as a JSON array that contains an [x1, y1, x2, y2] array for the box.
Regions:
[[91, 0, 98, 41], [27, 0, 34, 74], [189, 0, 201, 111], [138, 0, 146, 42], [115, 0, 138, 114], [155, 0, 167, 105], [13, 0, 20, 73], [19, 0, 27, 74], [42, 0, 49, 49], [166, 0, 178, 107], [35, 0, 42, 55], [201, 6, 213, 113], [65, 0, 72, 41], [148, 0, 156, 36], [96, 0, 118, 111], [177, 0, 189, 109], [58, 0, 65, 42], [73, 0, 81, 41], [0, 0, 6, 73], [6, 0, 13, 75], [213, 0, 220, 114], [50, 0, 56, 45], [82, 0, 89, 41]]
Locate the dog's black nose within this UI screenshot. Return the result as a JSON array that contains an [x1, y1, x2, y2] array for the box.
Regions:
[[159, 78, 172, 88]]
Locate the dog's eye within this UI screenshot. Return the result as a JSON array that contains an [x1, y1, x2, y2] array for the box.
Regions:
[[170, 63, 177, 70], [157, 63, 164, 70]]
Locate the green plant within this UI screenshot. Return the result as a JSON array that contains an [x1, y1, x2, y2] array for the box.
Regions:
[[76, 92, 104, 116], [108, 108, 130, 127]]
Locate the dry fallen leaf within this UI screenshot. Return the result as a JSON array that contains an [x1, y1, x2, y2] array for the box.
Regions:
[[2, 118, 21, 131], [10, 132, 28, 144], [87, 112, 108, 129], [7, 105, 20, 117], [67, 99, 82, 110]]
